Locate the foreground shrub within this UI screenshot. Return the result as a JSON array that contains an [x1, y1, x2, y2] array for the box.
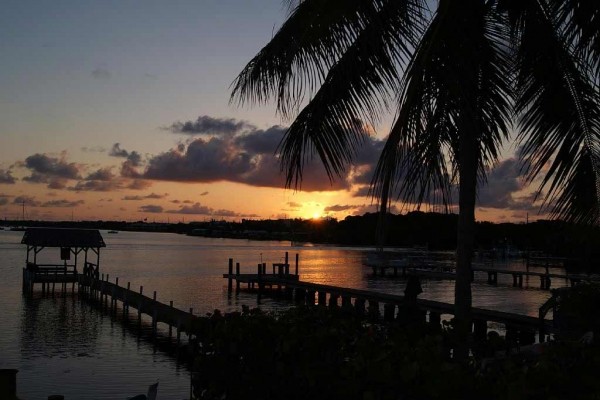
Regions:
[[190, 306, 600, 400]]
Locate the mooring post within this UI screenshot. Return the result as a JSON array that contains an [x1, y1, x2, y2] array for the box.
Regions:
[[169, 301, 173, 338], [318, 291, 327, 306], [235, 262, 240, 292], [153, 290, 157, 328], [383, 303, 395, 321], [228, 258, 233, 293], [188, 308, 193, 343], [295, 253, 299, 275], [306, 290, 316, 306]]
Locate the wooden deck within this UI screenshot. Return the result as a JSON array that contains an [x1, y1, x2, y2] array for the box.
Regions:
[[77, 274, 196, 342], [368, 263, 599, 290], [224, 270, 556, 344]]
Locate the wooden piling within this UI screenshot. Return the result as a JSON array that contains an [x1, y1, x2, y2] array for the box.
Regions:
[[227, 258, 233, 293], [383, 303, 395, 321], [317, 291, 327, 306]]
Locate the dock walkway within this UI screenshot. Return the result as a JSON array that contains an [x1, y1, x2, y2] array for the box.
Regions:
[[368, 262, 599, 290], [224, 264, 557, 345]]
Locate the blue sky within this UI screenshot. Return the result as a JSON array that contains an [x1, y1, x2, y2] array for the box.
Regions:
[[0, 1, 541, 223]]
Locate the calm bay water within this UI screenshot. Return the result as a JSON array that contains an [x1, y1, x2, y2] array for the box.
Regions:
[[0, 229, 565, 399]]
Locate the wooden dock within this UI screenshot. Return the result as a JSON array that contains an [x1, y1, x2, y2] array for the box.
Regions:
[[368, 262, 599, 290], [77, 273, 196, 344], [225, 260, 557, 345]]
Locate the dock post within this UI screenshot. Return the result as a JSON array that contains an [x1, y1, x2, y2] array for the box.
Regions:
[[383, 303, 395, 321], [317, 291, 327, 306], [306, 290, 316, 306], [235, 263, 240, 292], [429, 311, 441, 330], [341, 296, 352, 311], [354, 298, 366, 315], [368, 300, 380, 319], [188, 308, 193, 344], [228, 258, 233, 293], [152, 292, 158, 337], [295, 253, 299, 275], [329, 294, 339, 309], [294, 288, 306, 304], [138, 286, 143, 327], [169, 301, 173, 338], [473, 319, 487, 342]]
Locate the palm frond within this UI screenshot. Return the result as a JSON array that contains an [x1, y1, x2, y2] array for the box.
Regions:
[[513, 1, 600, 225], [278, 0, 426, 188], [372, 0, 512, 210], [230, 0, 401, 119]]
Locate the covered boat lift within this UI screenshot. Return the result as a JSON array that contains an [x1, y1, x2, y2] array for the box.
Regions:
[[21, 227, 105, 294]]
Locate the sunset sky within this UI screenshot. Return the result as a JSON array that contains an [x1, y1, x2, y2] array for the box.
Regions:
[[1, 1, 545, 223]]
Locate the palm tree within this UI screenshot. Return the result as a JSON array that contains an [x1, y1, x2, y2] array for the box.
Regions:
[[231, 0, 600, 359]]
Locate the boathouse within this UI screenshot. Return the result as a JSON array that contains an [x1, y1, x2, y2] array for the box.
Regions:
[[21, 227, 105, 293]]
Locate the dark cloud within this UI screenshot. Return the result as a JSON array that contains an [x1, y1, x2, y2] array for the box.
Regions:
[[0, 169, 16, 184], [80, 146, 106, 153], [167, 115, 255, 136], [86, 168, 115, 181], [0, 194, 12, 206], [40, 199, 85, 208], [14, 195, 40, 207], [110, 143, 143, 167], [167, 202, 212, 215], [145, 192, 167, 199], [122, 193, 167, 201], [200, 191, 209, 196], [165, 202, 246, 218], [69, 180, 121, 192], [287, 201, 301, 209], [139, 124, 352, 191], [324, 204, 357, 212], [126, 179, 152, 190], [139, 205, 163, 213], [91, 67, 111, 80], [477, 158, 539, 211], [22, 153, 81, 188]]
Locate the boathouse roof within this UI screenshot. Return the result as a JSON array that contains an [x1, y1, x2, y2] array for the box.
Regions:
[[21, 228, 106, 248]]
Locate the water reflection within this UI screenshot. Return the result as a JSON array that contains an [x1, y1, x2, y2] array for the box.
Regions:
[[20, 294, 100, 360]]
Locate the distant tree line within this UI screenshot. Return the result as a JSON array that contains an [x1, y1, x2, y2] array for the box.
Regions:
[[6, 212, 600, 268]]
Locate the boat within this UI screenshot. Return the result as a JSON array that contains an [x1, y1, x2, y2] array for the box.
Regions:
[[107, 230, 119, 234]]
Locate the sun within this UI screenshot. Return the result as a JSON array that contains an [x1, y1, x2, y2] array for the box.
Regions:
[[312, 212, 321, 219]]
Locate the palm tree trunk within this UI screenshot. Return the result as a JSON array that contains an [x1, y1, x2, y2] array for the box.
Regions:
[[455, 131, 478, 361]]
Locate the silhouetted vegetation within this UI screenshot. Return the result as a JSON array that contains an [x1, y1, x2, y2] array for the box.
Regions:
[[5, 212, 600, 268], [190, 306, 600, 400]]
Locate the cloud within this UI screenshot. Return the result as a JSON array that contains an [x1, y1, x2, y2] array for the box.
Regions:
[[0, 169, 16, 184], [14, 195, 40, 207], [200, 191, 209, 196], [109, 143, 143, 167], [139, 122, 360, 192], [324, 204, 357, 212], [166, 115, 255, 136], [0, 193, 12, 206], [477, 157, 539, 212], [40, 199, 85, 208], [165, 202, 247, 218], [21, 153, 81, 188], [80, 146, 106, 153], [167, 202, 212, 215], [286, 201, 301, 209], [139, 204, 164, 213], [86, 167, 115, 181], [122, 193, 167, 201], [91, 67, 111, 80]]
